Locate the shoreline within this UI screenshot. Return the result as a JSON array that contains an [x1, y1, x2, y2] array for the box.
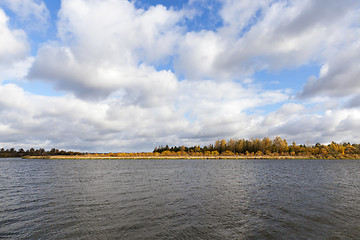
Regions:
[[21, 155, 353, 160]]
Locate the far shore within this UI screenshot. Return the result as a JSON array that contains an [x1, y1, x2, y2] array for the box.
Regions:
[[22, 155, 343, 160], [4, 137, 360, 160]]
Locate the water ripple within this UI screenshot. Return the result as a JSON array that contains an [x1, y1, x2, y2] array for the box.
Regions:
[[0, 159, 359, 239]]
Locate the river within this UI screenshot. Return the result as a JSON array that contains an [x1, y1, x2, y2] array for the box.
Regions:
[[0, 158, 359, 239]]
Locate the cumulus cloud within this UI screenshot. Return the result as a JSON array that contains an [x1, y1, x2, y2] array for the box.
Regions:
[[345, 95, 360, 109], [28, 0, 184, 103], [2, 0, 360, 151], [0, 0, 49, 31], [175, 31, 225, 80], [28, 44, 179, 104], [267, 108, 360, 144], [176, 80, 289, 141], [176, 0, 360, 81], [262, 103, 305, 127], [0, 83, 188, 151], [299, 39, 360, 98], [0, 79, 293, 151], [0, 9, 28, 65], [57, 0, 184, 63], [0, 8, 32, 81]]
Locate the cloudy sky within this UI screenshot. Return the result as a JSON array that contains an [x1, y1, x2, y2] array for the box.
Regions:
[[0, 0, 360, 152]]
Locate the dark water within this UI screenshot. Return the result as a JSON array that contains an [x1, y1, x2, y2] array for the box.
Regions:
[[0, 159, 359, 239]]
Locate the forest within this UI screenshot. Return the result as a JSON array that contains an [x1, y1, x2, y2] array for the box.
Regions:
[[0, 148, 84, 158], [2, 137, 360, 159], [153, 137, 360, 159]]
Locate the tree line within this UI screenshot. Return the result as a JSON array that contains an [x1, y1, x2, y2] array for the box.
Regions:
[[153, 137, 360, 159], [0, 148, 84, 158], [3, 137, 360, 159]]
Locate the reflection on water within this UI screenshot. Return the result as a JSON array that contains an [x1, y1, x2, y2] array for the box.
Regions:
[[0, 159, 359, 239]]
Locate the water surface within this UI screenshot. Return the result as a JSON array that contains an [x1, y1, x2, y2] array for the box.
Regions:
[[0, 159, 359, 239]]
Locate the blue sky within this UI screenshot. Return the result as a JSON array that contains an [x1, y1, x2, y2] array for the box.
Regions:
[[0, 0, 360, 152]]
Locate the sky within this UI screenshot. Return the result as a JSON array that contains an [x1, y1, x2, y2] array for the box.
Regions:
[[0, 0, 360, 152]]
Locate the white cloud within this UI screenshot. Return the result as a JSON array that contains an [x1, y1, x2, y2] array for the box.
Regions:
[[176, 0, 360, 81], [299, 36, 360, 98], [2, 0, 360, 151], [175, 80, 289, 141], [28, 0, 184, 103], [175, 31, 225, 80], [219, 0, 269, 36], [28, 44, 179, 105], [346, 95, 360, 109], [262, 103, 305, 127], [0, 0, 49, 31], [0, 79, 358, 151], [57, 0, 184, 64], [0, 79, 290, 151], [0, 9, 28, 64], [0, 83, 187, 151], [0, 8, 31, 82], [268, 108, 360, 144]]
